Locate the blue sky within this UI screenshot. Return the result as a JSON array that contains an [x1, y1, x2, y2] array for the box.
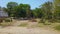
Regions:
[[0, 0, 50, 9]]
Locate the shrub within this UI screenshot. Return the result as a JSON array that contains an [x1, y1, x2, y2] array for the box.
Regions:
[[4, 18, 12, 22], [5, 19, 11, 22]]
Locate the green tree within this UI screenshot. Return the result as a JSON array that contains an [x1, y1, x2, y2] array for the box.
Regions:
[[7, 2, 18, 17], [14, 4, 31, 18], [31, 8, 43, 18], [54, 0, 60, 20], [41, 1, 53, 19]]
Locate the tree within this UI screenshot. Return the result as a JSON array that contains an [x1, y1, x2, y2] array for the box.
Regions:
[[7, 2, 18, 9], [31, 8, 43, 18], [14, 4, 31, 18], [54, 0, 60, 20], [41, 1, 53, 19], [7, 2, 18, 17]]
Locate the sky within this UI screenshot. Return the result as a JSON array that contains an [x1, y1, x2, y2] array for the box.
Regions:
[[0, 0, 51, 9]]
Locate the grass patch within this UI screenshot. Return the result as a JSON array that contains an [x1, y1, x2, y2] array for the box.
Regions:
[[0, 22, 12, 27], [43, 22, 51, 25], [54, 25, 60, 31], [37, 23, 44, 27], [19, 23, 28, 27]]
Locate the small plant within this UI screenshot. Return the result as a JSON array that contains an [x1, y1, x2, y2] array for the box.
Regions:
[[54, 25, 60, 31], [19, 23, 28, 27]]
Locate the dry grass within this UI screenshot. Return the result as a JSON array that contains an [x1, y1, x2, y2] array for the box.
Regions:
[[0, 19, 60, 31], [0, 22, 12, 27], [19, 23, 28, 27], [54, 25, 60, 31]]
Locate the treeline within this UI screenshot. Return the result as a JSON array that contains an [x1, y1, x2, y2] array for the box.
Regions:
[[0, 0, 60, 22]]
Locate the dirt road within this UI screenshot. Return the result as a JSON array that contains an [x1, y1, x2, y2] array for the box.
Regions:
[[0, 26, 60, 34]]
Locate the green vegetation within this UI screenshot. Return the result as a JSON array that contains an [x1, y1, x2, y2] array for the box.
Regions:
[[19, 23, 28, 27], [0, 18, 13, 27], [0, 0, 59, 22], [0, 0, 60, 30], [37, 23, 44, 27], [0, 22, 12, 27], [54, 25, 60, 31], [4, 18, 12, 22]]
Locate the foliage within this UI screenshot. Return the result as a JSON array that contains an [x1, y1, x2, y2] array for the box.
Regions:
[[4, 18, 12, 22], [14, 4, 31, 18], [41, 1, 53, 19], [32, 8, 43, 18], [7, 2, 18, 17], [54, 0, 60, 20], [2, 0, 60, 23]]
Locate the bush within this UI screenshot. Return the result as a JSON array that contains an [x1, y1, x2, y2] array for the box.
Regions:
[[5, 19, 11, 22], [4, 18, 12, 22]]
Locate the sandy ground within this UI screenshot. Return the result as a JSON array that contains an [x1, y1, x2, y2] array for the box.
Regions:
[[0, 20, 60, 34], [0, 26, 60, 34]]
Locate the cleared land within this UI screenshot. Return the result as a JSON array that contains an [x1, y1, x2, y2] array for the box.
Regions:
[[0, 20, 60, 34]]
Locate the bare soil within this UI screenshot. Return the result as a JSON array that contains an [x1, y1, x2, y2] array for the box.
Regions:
[[0, 20, 60, 34]]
